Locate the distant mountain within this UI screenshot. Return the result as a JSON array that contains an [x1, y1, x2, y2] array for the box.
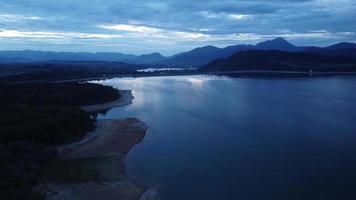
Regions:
[[133, 53, 165, 64], [156, 45, 255, 67], [0, 50, 164, 64], [2, 38, 356, 68], [158, 38, 308, 67], [326, 42, 356, 50], [161, 38, 356, 67], [201, 50, 356, 72], [303, 42, 356, 57], [157, 46, 224, 67], [255, 37, 306, 52]]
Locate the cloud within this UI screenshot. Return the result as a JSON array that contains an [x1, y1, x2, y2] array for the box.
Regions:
[[0, 13, 42, 22], [0, 29, 123, 39], [98, 23, 211, 41], [0, 0, 355, 54], [99, 24, 161, 33], [200, 11, 252, 21], [228, 14, 252, 20], [0, 29, 63, 39]]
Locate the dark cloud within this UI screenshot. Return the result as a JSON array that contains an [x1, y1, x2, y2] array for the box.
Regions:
[[0, 0, 355, 55]]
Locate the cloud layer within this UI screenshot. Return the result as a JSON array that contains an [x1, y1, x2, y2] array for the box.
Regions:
[[0, 0, 355, 55]]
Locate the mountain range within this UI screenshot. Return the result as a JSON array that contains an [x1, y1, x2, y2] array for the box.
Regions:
[[201, 50, 356, 72], [160, 38, 356, 67], [0, 50, 165, 65], [1, 38, 356, 67]]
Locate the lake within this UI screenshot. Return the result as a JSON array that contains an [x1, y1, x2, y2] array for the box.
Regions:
[[92, 75, 356, 200]]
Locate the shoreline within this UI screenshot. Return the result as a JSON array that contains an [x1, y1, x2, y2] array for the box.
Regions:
[[68, 71, 356, 84], [41, 90, 159, 200], [5, 70, 356, 84], [42, 119, 156, 200], [59, 118, 147, 159], [80, 90, 134, 112], [204, 70, 356, 78]]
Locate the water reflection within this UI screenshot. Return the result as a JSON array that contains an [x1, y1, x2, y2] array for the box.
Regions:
[[91, 75, 356, 200]]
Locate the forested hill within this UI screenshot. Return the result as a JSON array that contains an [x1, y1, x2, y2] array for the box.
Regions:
[[200, 50, 356, 72]]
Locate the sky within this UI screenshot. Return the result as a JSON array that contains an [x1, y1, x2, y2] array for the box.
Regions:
[[0, 0, 355, 55]]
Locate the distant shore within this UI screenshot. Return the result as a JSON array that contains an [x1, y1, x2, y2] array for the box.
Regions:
[[55, 70, 356, 83], [205, 70, 356, 77], [3, 69, 356, 84]]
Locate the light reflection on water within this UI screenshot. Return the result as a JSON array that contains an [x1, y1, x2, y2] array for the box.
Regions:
[[91, 75, 356, 200]]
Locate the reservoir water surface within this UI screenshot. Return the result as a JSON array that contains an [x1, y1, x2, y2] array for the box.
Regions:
[[92, 75, 356, 200]]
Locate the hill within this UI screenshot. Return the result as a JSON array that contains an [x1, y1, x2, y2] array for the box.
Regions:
[[159, 38, 356, 67], [0, 50, 164, 64], [2, 38, 356, 68], [303, 42, 356, 57], [201, 50, 356, 72]]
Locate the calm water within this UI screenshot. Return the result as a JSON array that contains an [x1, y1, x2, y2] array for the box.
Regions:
[[92, 75, 356, 200]]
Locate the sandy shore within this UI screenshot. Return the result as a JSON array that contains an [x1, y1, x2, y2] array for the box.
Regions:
[[80, 90, 134, 112], [42, 89, 159, 200], [59, 118, 146, 158], [42, 118, 159, 200]]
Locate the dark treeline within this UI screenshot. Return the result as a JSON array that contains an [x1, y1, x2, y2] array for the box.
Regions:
[[0, 61, 139, 83], [1, 82, 120, 106], [0, 82, 120, 199], [0, 106, 95, 145], [201, 50, 356, 72]]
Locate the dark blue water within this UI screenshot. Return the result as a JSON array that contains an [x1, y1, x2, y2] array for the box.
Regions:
[[93, 75, 356, 200]]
